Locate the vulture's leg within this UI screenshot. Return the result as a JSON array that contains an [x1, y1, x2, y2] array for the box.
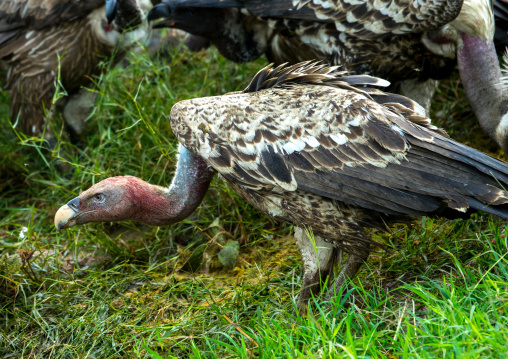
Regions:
[[9, 74, 57, 147], [294, 227, 337, 315], [325, 249, 370, 303], [396, 78, 439, 116], [62, 89, 97, 146]]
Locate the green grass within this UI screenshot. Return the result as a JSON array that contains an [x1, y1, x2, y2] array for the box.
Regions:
[[1, 37, 508, 358]]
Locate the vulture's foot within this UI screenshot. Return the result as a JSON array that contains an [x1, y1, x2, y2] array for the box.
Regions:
[[327, 251, 370, 298], [325, 250, 370, 306], [294, 226, 373, 314]]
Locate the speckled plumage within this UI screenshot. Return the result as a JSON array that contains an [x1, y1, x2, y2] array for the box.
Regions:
[[171, 62, 508, 310], [151, 0, 508, 154], [294, 0, 462, 36], [149, 0, 478, 95], [0, 0, 151, 143]]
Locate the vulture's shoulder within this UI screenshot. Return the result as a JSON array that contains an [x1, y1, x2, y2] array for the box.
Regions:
[[0, 0, 104, 49]]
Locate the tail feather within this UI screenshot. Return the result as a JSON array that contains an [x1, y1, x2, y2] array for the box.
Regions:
[[404, 130, 508, 218], [467, 197, 508, 219]]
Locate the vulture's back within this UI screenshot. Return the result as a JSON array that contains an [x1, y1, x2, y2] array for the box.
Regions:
[[170, 62, 508, 228]]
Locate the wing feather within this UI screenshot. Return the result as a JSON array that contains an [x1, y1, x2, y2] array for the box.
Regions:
[[217, 108, 508, 216], [260, 145, 296, 190], [160, 0, 463, 36], [0, 0, 104, 50], [171, 62, 508, 219]]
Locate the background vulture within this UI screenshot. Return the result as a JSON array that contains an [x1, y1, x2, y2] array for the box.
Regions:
[[148, 0, 508, 155], [55, 62, 508, 313], [0, 0, 151, 147]]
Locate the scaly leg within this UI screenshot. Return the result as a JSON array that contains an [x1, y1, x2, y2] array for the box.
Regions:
[[62, 88, 97, 144], [294, 227, 337, 315], [325, 250, 370, 302]]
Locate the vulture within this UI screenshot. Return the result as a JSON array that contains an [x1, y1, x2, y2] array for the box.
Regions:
[[147, 0, 508, 155], [55, 62, 508, 313], [0, 0, 151, 147]]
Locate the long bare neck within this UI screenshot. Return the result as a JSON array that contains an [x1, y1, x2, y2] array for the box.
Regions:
[[135, 145, 215, 225], [457, 33, 508, 152]]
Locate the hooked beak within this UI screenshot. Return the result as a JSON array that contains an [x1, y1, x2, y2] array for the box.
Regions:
[[54, 197, 80, 231], [147, 3, 175, 27], [106, 0, 118, 24]]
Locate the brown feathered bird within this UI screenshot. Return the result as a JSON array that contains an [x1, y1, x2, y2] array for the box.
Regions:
[[55, 62, 508, 313], [0, 0, 151, 147], [148, 0, 508, 154]]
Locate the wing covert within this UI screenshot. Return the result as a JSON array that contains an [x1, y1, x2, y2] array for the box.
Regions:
[[185, 0, 464, 37], [170, 62, 508, 217], [0, 0, 104, 49]]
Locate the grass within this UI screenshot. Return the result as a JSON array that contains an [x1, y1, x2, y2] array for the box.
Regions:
[[1, 35, 508, 358]]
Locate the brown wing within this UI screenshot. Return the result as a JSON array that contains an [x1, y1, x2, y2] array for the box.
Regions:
[[0, 0, 104, 52], [156, 0, 463, 36], [241, 0, 463, 37], [171, 63, 508, 219], [289, 0, 464, 37], [9, 71, 56, 138], [211, 97, 508, 217]]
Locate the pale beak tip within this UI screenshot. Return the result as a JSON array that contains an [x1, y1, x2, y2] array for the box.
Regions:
[[54, 204, 77, 231]]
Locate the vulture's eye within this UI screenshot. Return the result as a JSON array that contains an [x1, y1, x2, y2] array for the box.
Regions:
[[94, 194, 106, 203]]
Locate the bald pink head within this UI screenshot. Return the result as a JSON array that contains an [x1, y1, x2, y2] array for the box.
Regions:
[[55, 146, 215, 230]]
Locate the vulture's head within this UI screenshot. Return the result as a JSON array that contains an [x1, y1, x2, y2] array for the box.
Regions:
[[106, 0, 152, 30], [54, 176, 160, 230], [423, 0, 508, 152], [93, 0, 152, 47], [55, 146, 215, 231]]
